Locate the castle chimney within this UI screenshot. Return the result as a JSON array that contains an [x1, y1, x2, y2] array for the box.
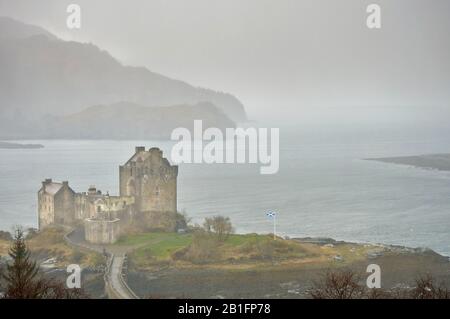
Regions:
[[149, 147, 162, 158], [88, 185, 97, 195], [149, 147, 161, 153], [62, 181, 69, 187], [135, 146, 145, 153], [42, 179, 52, 191]]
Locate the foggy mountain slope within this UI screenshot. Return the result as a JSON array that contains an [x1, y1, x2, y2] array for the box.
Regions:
[[41, 101, 236, 140], [0, 16, 57, 40], [0, 17, 247, 138]]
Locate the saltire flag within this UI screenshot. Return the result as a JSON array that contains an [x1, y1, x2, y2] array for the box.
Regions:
[[266, 211, 276, 218]]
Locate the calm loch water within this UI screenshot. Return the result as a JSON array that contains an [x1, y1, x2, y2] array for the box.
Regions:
[[1, 128, 450, 256]]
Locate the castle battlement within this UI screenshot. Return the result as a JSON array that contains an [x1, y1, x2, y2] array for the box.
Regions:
[[119, 146, 178, 213]]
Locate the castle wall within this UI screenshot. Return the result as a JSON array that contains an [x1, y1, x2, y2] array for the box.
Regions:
[[84, 218, 121, 244], [75, 194, 135, 221], [53, 186, 76, 225], [75, 194, 89, 220], [38, 191, 55, 228]]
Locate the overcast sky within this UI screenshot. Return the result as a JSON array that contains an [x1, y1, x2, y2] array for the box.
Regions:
[[1, 0, 449, 124]]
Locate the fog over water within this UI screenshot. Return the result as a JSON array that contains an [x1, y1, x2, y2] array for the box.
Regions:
[[0, 1, 449, 256], [1, 0, 450, 123], [1, 122, 450, 256]]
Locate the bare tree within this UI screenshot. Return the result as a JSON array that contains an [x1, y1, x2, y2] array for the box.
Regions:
[[203, 216, 234, 242], [309, 269, 450, 299], [411, 274, 450, 299], [309, 269, 364, 299]]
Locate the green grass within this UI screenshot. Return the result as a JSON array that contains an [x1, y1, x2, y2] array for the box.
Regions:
[[121, 231, 311, 268], [119, 232, 272, 257], [119, 232, 272, 265], [118, 231, 381, 270], [119, 232, 193, 260], [225, 233, 269, 247]]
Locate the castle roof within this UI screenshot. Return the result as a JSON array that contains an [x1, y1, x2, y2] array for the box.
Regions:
[[42, 182, 63, 195], [40, 180, 74, 196]]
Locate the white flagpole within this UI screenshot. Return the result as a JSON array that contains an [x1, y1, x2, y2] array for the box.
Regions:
[[273, 214, 276, 240]]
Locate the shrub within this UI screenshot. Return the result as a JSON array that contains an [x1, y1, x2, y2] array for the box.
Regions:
[[309, 269, 450, 299], [70, 250, 84, 264], [124, 211, 189, 233], [89, 253, 106, 267], [32, 227, 64, 245], [410, 274, 450, 299], [203, 216, 233, 242], [0, 231, 12, 241], [174, 230, 220, 263], [310, 269, 364, 299], [25, 228, 38, 240]]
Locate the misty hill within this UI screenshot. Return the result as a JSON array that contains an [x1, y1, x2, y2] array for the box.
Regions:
[[0, 16, 57, 40], [39, 101, 235, 140], [0, 17, 246, 139]]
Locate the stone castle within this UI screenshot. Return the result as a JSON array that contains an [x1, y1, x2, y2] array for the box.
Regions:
[[38, 147, 178, 244]]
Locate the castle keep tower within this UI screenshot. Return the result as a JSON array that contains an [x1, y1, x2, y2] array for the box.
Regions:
[[119, 147, 178, 213]]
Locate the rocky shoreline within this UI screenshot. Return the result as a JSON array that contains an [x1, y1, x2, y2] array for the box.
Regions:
[[125, 237, 450, 299], [2, 231, 449, 299]]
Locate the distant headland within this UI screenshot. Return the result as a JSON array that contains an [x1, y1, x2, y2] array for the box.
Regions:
[[366, 153, 450, 171], [0, 141, 44, 149]]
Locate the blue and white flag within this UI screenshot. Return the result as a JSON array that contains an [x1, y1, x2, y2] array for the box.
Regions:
[[266, 211, 276, 218]]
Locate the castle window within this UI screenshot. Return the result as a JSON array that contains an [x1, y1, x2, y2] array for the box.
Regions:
[[97, 206, 101, 213], [155, 186, 160, 196]]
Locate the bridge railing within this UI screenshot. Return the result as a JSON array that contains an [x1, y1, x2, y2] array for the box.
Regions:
[[118, 254, 140, 299], [104, 253, 123, 299]]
